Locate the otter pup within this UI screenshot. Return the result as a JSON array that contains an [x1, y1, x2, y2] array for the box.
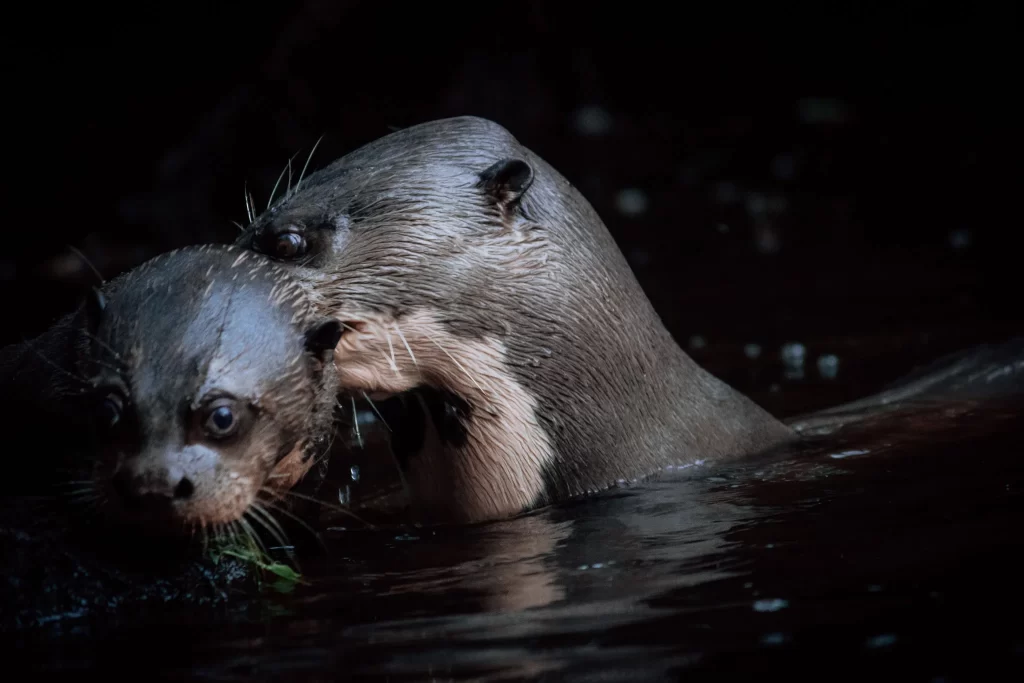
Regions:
[[238, 116, 795, 523], [2, 245, 342, 535]]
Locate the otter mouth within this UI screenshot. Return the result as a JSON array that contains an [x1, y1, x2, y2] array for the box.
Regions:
[[332, 385, 459, 492]]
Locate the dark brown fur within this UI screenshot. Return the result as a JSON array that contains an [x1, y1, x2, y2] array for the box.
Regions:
[[238, 116, 794, 522]]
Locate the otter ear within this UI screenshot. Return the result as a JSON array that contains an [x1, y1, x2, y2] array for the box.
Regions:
[[478, 158, 534, 210], [304, 318, 343, 355], [83, 287, 106, 338]]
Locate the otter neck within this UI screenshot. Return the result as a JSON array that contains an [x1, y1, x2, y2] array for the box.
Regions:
[[532, 330, 797, 506]]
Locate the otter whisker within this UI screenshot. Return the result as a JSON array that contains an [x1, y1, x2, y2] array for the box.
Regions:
[[232, 220, 245, 233], [20, 337, 92, 387], [361, 391, 391, 432], [286, 158, 293, 197], [227, 519, 247, 551], [249, 501, 290, 544], [296, 135, 323, 194], [63, 489, 99, 501], [258, 499, 323, 551], [245, 504, 290, 554], [225, 519, 237, 543], [230, 520, 251, 554], [393, 323, 417, 368], [65, 493, 102, 508], [270, 487, 372, 527], [295, 135, 324, 195], [65, 244, 105, 285], [244, 181, 254, 224], [238, 513, 273, 558], [80, 329, 127, 365], [384, 328, 400, 374], [268, 153, 298, 210], [348, 395, 364, 448], [423, 330, 486, 395]]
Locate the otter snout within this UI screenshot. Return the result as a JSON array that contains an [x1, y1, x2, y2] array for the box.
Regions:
[[106, 445, 248, 528], [111, 462, 196, 511]]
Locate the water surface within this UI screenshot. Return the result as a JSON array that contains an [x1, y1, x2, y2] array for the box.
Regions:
[[13, 391, 1022, 681]]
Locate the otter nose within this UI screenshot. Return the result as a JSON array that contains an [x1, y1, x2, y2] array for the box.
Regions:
[[111, 465, 195, 510]]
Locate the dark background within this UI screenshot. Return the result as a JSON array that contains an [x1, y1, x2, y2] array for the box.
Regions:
[[3, 1, 1019, 417]]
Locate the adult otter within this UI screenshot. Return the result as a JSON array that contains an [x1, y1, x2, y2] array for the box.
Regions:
[[1, 245, 342, 535], [238, 116, 795, 524]]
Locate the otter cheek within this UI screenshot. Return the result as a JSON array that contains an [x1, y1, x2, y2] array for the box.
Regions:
[[264, 440, 312, 492]]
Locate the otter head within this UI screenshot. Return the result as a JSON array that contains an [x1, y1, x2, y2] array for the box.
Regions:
[[238, 116, 791, 522], [75, 246, 341, 535]]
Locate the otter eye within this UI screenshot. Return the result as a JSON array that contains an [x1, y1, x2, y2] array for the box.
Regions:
[[273, 232, 306, 260], [204, 404, 238, 438], [99, 394, 123, 429]]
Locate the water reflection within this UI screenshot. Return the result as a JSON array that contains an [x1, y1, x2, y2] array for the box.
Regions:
[[12, 395, 1024, 681]]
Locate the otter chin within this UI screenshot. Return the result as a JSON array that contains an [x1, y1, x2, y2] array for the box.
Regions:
[[238, 116, 795, 524], [78, 246, 342, 534]]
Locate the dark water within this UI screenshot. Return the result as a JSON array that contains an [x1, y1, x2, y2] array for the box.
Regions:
[[11, 388, 1023, 681]]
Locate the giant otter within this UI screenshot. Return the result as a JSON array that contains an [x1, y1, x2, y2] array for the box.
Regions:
[[1, 245, 342, 535], [238, 116, 796, 524]]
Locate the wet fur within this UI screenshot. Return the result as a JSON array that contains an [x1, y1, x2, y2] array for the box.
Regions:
[[2, 246, 341, 534], [239, 116, 794, 522]]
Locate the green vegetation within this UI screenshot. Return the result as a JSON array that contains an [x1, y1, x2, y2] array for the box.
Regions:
[[206, 537, 306, 594]]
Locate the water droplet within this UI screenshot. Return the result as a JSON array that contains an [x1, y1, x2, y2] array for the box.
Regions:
[[753, 598, 789, 612], [615, 188, 649, 217], [338, 486, 350, 506], [744, 343, 762, 359], [781, 342, 806, 379], [689, 335, 707, 351], [573, 105, 612, 137], [761, 632, 787, 646], [350, 465, 360, 482], [865, 633, 898, 649], [817, 353, 840, 379]]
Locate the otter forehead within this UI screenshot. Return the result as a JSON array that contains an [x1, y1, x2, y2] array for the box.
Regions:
[[96, 247, 313, 404], [247, 117, 525, 232]]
